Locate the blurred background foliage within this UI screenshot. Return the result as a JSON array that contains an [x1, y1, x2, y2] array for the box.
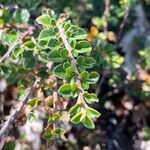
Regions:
[[1, 0, 150, 149]]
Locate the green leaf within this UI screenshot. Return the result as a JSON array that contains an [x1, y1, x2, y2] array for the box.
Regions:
[[58, 84, 72, 97], [63, 22, 71, 31], [75, 41, 92, 53], [77, 56, 84, 64], [13, 47, 24, 58], [71, 111, 82, 124], [58, 62, 75, 79], [43, 130, 52, 140], [81, 81, 89, 90], [27, 98, 40, 109], [73, 28, 87, 40], [80, 71, 89, 80], [53, 64, 66, 79], [83, 92, 99, 104], [28, 112, 37, 123], [80, 71, 90, 90], [63, 61, 71, 69], [50, 18, 56, 26], [55, 128, 67, 141], [72, 83, 78, 90], [69, 103, 80, 115], [58, 83, 77, 98], [0, 44, 7, 56], [66, 30, 73, 37], [18, 85, 25, 100], [87, 72, 100, 84], [77, 56, 96, 69], [80, 72, 99, 89], [23, 58, 36, 69], [82, 57, 96, 68], [36, 15, 56, 27], [2, 141, 15, 150], [68, 76, 75, 84], [13, 9, 30, 24], [48, 48, 68, 62], [52, 113, 61, 121], [55, 127, 64, 135], [48, 50, 63, 62], [66, 66, 74, 77], [0, 18, 4, 26], [37, 70, 49, 79], [86, 107, 101, 118], [68, 38, 76, 48], [24, 40, 36, 50], [37, 40, 48, 49], [38, 29, 56, 41], [71, 89, 78, 98], [48, 38, 61, 51], [82, 115, 95, 129], [72, 50, 78, 57], [60, 48, 68, 59], [3, 32, 18, 45], [48, 116, 53, 124], [38, 52, 49, 63]]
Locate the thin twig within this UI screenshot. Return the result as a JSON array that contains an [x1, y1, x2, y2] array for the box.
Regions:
[[0, 41, 21, 63], [47, 61, 59, 126], [51, 75, 58, 149], [46, 61, 58, 113], [0, 27, 34, 63], [115, 3, 130, 48], [0, 77, 40, 139], [46, 62, 59, 149], [96, 70, 110, 96], [52, 78, 58, 113], [103, 0, 110, 34]]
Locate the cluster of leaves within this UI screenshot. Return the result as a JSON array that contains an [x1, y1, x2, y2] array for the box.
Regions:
[[88, 3, 150, 101], [134, 47, 150, 100], [0, 8, 100, 143], [84, 0, 128, 89], [86, 25, 125, 89], [139, 47, 150, 71], [0, 7, 33, 84], [36, 13, 100, 130], [0, 7, 30, 26]]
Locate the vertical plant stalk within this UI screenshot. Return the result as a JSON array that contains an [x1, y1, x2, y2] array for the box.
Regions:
[[115, 3, 129, 48], [47, 61, 59, 128], [56, 23, 85, 103], [0, 27, 34, 63], [52, 75, 58, 149], [0, 77, 40, 139], [52, 78, 58, 114], [103, 0, 110, 34], [96, 70, 110, 96]]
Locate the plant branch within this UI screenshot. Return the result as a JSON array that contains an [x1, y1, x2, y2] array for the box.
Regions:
[[0, 27, 34, 63], [46, 61, 59, 129], [0, 77, 40, 139], [46, 61, 58, 112], [52, 78, 58, 113], [115, 3, 129, 48], [103, 0, 110, 34], [96, 70, 110, 96], [56, 23, 84, 102], [0, 40, 22, 63]]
